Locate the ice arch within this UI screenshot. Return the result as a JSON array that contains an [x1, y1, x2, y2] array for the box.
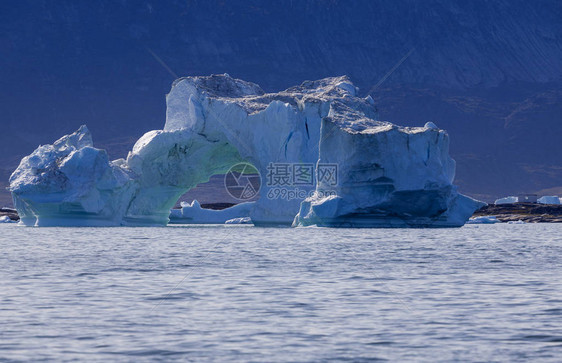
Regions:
[[122, 129, 245, 225], [9, 75, 484, 227], [124, 75, 331, 225]]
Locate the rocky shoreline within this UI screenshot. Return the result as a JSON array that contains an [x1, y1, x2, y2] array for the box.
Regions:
[[0, 207, 19, 222], [472, 203, 562, 223]]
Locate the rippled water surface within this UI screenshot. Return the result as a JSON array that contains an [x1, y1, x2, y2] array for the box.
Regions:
[[1, 224, 561, 361]]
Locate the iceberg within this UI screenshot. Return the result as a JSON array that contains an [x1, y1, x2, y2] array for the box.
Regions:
[[169, 200, 253, 224], [0, 216, 17, 223], [9, 74, 483, 227], [495, 196, 518, 205], [9, 126, 137, 226], [466, 216, 500, 224], [225, 217, 252, 224], [537, 196, 560, 205], [292, 119, 484, 227]]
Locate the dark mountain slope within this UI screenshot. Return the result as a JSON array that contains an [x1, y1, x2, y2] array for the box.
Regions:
[[1, 0, 561, 205]]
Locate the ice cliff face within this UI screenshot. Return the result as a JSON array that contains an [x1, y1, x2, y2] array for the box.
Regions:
[[293, 120, 480, 227], [9, 74, 484, 227]]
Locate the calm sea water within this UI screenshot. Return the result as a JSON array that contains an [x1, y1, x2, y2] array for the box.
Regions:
[[1, 224, 561, 362]]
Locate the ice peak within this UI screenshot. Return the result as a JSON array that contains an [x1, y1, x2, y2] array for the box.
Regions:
[[53, 124, 93, 150], [424, 122, 438, 129]]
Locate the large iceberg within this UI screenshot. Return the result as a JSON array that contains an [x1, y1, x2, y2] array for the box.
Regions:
[[9, 74, 483, 227]]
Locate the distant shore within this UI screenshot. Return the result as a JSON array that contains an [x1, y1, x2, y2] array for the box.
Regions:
[[473, 203, 562, 223]]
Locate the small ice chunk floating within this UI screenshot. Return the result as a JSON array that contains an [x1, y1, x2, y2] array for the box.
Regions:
[[169, 200, 253, 224], [9, 75, 483, 227]]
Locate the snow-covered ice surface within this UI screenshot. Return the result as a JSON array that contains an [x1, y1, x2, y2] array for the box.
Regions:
[[9, 74, 483, 227], [169, 200, 253, 224]]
